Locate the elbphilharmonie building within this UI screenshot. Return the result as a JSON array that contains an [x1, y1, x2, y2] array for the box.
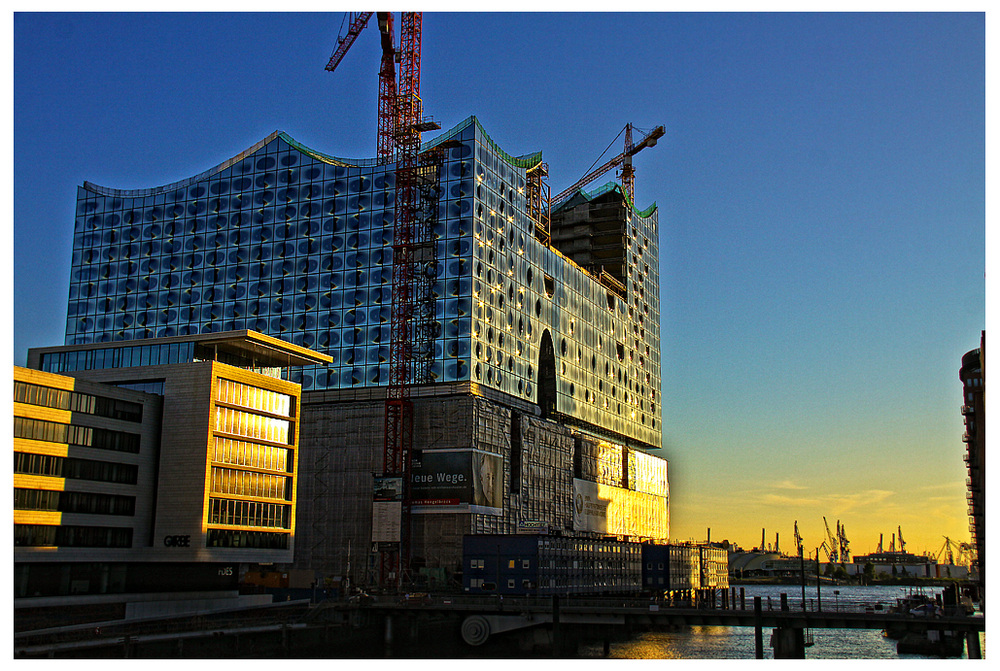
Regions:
[[58, 116, 669, 579]]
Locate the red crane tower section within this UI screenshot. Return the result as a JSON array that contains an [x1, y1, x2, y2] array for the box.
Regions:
[[326, 11, 438, 587]]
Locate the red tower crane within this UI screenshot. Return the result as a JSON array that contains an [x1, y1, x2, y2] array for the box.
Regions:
[[326, 11, 439, 588]]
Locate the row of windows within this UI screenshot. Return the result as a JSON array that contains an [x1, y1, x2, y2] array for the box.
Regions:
[[468, 558, 532, 570], [14, 524, 133, 548], [215, 406, 291, 445], [14, 487, 136, 516], [14, 381, 144, 422], [213, 437, 291, 473], [209, 466, 290, 500], [468, 578, 533, 590], [215, 378, 293, 418], [208, 497, 291, 529], [14, 451, 139, 485], [14, 416, 141, 454], [206, 528, 289, 550], [39, 342, 195, 374]]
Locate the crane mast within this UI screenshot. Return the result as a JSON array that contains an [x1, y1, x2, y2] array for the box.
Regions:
[[326, 11, 439, 589]]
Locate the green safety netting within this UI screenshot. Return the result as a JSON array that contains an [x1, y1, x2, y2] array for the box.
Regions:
[[556, 181, 657, 219]]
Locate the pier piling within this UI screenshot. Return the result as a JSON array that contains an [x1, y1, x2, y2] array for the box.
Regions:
[[754, 597, 764, 659]]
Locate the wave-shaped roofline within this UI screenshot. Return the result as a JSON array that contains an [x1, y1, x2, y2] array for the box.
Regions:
[[81, 116, 544, 198]]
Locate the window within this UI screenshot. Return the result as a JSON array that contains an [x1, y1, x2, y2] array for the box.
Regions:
[[14, 524, 132, 548], [14, 488, 136, 516], [507, 579, 515, 589], [14, 452, 138, 485], [14, 417, 141, 453], [543, 274, 555, 297], [522, 559, 530, 569]]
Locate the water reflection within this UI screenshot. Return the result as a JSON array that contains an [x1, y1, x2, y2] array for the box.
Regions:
[[577, 627, 983, 659]]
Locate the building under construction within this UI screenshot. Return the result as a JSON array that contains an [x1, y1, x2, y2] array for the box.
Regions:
[[58, 13, 668, 590]]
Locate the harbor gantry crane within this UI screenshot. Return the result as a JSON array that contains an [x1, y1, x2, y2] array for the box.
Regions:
[[326, 10, 441, 589], [837, 521, 850, 563], [822, 517, 839, 563], [897, 526, 907, 554], [937, 537, 956, 565], [935, 537, 974, 567], [549, 123, 665, 208], [793, 520, 803, 557]]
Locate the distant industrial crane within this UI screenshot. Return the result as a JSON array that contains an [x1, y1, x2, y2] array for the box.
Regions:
[[897, 526, 907, 554], [819, 540, 836, 563], [550, 123, 665, 207], [793, 520, 803, 557], [935, 536, 974, 567], [937, 537, 956, 565], [325, 11, 441, 589], [837, 521, 850, 563], [822, 517, 839, 563]]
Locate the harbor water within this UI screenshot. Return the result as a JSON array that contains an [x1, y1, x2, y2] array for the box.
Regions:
[[574, 584, 985, 659]]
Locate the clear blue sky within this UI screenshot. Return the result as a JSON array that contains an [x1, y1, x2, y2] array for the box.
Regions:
[[12, 11, 986, 555]]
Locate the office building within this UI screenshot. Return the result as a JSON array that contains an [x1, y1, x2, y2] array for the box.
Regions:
[[16, 330, 329, 624]]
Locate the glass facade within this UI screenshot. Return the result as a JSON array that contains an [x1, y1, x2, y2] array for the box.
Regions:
[[15, 380, 144, 422], [67, 116, 661, 449], [39, 341, 195, 374], [208, 377, 296, 543]]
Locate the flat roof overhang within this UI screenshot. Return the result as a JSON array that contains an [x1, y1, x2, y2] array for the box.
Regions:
[[29, 330, 332, 369]]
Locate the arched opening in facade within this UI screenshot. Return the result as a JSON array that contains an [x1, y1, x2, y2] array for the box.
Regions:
[[538, 330, 557, 419]]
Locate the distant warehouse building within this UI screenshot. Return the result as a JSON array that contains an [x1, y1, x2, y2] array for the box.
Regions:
[[16, 331, 329, 625], [463, 535, 726, 598]]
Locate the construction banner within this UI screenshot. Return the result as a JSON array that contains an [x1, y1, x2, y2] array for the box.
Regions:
[[410, 449, 503, 515]]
